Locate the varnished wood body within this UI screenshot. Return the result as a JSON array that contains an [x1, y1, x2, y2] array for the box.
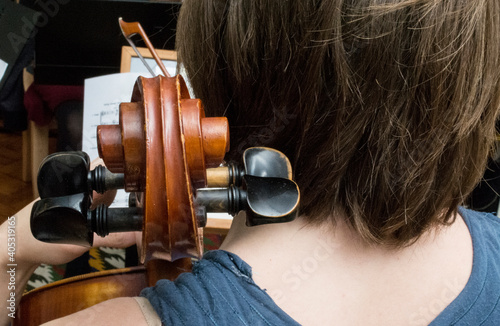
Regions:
[[14, 267, 147, 326], [14, 258, 192, 326]]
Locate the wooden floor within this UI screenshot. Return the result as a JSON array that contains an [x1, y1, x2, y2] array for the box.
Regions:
[[0, 118, 57, 224], [0, 129, 33, 223]]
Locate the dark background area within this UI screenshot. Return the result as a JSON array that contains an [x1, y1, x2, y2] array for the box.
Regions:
[[20, 0, 181, 85]]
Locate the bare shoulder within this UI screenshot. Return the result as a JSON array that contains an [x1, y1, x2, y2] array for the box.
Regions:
[[41, 297, 151, 326]]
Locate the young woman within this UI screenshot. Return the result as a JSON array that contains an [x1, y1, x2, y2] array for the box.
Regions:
[[2, 0, 500, 325]]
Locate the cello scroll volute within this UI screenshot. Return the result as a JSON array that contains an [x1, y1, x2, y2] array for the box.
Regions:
[[97, 75, 229, 263]]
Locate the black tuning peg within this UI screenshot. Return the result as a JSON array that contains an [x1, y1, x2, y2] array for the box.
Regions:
[[243, 147, 293, 179], [37, 151, 125, 199], [31, 193, 93, 246], [37, 151, 91, 199], [31, 151, 136, 246], [244, 175, 299, 225], [31, 193, 142, 246], [195, 147, 300, 226]]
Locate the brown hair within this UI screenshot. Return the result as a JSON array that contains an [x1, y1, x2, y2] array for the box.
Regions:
[[177, 0, 500, 246]]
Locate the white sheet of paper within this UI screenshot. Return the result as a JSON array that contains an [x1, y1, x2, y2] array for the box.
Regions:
[[83, 73, 142, 207], [130, 57, 177, 77], [0, 59, 8, 81]]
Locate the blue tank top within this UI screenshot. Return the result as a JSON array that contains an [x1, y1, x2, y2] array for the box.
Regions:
[[140, 250, 300, 325], [429, 207, 500, 325], [141, 207, 500, 325]]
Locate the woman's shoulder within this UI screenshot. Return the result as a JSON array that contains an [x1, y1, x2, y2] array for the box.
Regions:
[[459, 206, 500, 221], [458, 206, 500, 243]]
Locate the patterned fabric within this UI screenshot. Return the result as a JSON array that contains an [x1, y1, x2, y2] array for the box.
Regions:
[[25, 247, 126, 292], [88, 247, 126, 272], [25, 263, 66, 292]]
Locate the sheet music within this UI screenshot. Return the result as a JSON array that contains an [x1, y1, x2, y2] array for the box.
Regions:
[[83, 73, 142, 207]]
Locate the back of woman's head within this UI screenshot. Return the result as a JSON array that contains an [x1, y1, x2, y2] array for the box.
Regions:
[[177, 0, 500, 246]]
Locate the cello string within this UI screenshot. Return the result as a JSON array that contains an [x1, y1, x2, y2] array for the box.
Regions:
[[118, 17, 171, 77]]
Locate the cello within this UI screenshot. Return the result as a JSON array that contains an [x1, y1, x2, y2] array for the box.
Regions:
[[14, 21, 300, 326]]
